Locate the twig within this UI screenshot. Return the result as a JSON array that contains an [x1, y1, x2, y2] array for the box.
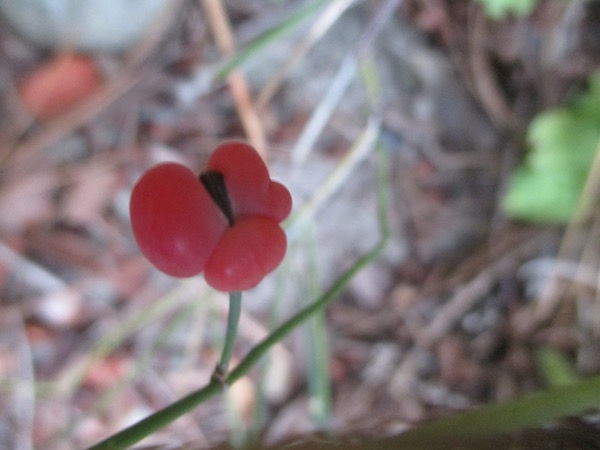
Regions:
[[256, 0, 357, 109], [291, 0, 400, 163], [0, 0, 180, 177], [418, 231, 550, 347], [202, 0, 268, 157], [468, 6, 513, 128]]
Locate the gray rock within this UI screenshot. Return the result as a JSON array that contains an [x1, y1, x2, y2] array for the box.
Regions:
[[0, 0, 175, 52]]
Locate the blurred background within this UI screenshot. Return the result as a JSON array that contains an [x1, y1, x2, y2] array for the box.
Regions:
[[0, 0, 599, 448]]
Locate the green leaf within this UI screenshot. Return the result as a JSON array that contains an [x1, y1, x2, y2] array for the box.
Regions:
[[537, 347, 578, 388], [475, 0, 538, 19], [527, 110, 600, 174], [503, 71, 600, 223], [502, 166, 581, 223], [574, 72, 600, 123]]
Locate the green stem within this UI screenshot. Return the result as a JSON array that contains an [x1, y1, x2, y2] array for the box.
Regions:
[[87, 381, 222, 449], [216, 0, 327, 79], [390, 374, 600, 448], [214, 291, 242, 382], [87, 291, 243, 450], [226, 237, 386, 387], [88, 229, 386, 450]]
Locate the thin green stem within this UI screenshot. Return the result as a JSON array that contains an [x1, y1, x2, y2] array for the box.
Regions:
[[305, 231, 331, 429], [228, 127, 388, 386], [87, 381, 222, 449], [226, 237, 386, 387], [216, 0, 327, 79], [214, 291, 242, 382], [86, 229, 386, 450]]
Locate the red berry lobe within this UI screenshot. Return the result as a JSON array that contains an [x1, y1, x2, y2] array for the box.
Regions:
[[130, 163, 227, 277], [204, 217, 287, 291], [208, 141, 292, 221]]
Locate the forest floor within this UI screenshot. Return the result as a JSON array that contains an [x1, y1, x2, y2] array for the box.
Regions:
[[0, 1, 599, 448]]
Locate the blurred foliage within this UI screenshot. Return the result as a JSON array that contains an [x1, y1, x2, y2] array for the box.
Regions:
[[503, 71, 600, 223], [537, 347, 579, 388], [475, 0, 538, 18]]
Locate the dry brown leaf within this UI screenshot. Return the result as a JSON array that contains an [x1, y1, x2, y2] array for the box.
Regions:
[[0, 171, 56, 231], [18, 54, 103, 120], [60, 163, 119, 226]]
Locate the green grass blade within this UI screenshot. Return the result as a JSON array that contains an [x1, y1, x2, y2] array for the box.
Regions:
[[392, 375, 600, 448], [216, 0, 329, 80]]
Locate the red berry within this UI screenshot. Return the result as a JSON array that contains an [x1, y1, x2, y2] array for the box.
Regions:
[[129, 141, 292, 291]]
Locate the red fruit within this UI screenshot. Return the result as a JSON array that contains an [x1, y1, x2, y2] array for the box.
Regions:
[[18, 54, 102, 120], [130, 141, 292, 291]]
